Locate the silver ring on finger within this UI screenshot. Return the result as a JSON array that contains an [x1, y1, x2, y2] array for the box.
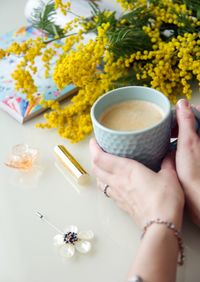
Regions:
[[104, 184, 110, 198]]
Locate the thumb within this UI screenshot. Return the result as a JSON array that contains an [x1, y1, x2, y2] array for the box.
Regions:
[[176, 99, 196, 141]]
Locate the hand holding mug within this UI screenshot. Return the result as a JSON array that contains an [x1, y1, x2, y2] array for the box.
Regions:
[[90, 86, 200, 228], [90, 138, 184, 229]]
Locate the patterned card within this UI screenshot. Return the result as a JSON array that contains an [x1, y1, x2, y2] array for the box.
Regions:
[[0, 26, 76, 123]]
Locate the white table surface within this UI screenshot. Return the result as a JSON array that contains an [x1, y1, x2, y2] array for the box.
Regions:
[[0, 1, 200, 282]]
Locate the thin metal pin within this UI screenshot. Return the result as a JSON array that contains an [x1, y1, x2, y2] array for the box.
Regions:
[[36, 212, 63, 234]]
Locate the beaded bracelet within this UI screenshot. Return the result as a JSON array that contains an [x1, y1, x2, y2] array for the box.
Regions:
[[141, 218, 185, 266]]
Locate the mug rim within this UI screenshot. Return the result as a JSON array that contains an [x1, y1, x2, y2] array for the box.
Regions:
[[91, 86, 171, 135]]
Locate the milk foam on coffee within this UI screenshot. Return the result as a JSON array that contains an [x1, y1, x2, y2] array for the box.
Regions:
[[99, 100, 165, 131]]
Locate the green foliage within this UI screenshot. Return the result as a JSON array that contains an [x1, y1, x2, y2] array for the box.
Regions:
[[177, 14, 200, 34], [174, 0, 200, 18], [160, 19, 199, 42], [30, 0, 200, 62], [186, 0, 200, 18], [119, 7, 152, 28], [85, 1, 117, 33], [121, 0, 137, 3], [148, 0, 159, 4], [30, 0, 64, 38], [107, 27, 152, 59], [112, 70, 150, 88]]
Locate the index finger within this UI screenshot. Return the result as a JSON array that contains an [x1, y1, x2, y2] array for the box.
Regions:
[[89, 138, 145, 175]]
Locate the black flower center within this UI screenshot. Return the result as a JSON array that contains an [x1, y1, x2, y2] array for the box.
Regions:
[[64, 232, 78, 244]]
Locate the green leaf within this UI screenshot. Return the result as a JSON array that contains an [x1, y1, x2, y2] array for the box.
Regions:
[[30, 0, 64, 38], [88, 0, 100, 16], [112, 69, 150, 88], [174, 0, 200, 17], [148, 0, 160, 4], [107, 27, 152, 59], [197, 9, 200, 19], [83, 4, 117, 34], [119, 7, 152, 28]]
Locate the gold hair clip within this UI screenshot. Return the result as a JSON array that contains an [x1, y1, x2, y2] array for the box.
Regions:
[[54, 145, 89, 185]]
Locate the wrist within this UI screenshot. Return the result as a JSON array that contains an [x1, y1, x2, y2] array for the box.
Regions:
[[142, 223, 175, 241], [167, 204, 184, 230], [141, 219, 185, 266], [149, 204, 184, 231], [141, 223, 181, 256], [129, 217, 184, 281]]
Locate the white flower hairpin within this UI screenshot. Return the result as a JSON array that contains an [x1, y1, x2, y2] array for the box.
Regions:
[[36, 212, 94, 258]]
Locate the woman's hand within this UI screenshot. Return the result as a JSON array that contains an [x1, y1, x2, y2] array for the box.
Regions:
[[90, 138, 184, 282], [176, 99, 200, 227], [90, 138, 184, 229]]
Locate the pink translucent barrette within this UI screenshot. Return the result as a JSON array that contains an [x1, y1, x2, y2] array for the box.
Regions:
[[5, 144, 38, 170]]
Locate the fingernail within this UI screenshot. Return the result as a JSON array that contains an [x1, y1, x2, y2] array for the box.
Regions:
[[177, 99, 190, 109]]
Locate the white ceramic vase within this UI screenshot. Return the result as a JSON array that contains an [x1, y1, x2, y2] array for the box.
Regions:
[[24, 0, 91, 27], [24, 0, 49, 23], [24, 0, 122, 24]]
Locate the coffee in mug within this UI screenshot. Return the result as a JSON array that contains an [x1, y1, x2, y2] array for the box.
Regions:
[[99, 100, 165, 132]]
